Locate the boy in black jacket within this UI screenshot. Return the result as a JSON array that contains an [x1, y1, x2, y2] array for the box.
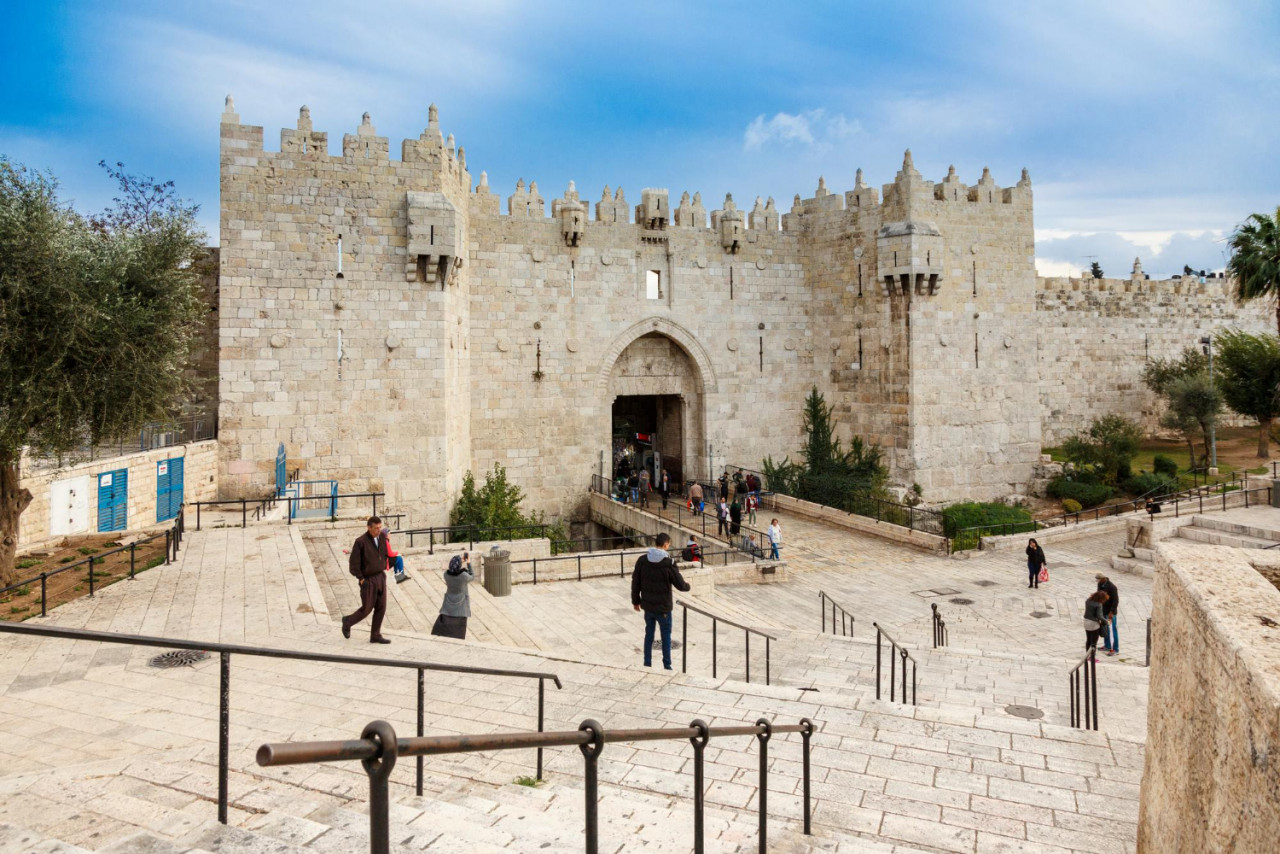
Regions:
[[632, 533, 691, 669]]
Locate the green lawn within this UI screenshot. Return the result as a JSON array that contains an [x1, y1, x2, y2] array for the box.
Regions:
[[1043, 440, 1268, 493]]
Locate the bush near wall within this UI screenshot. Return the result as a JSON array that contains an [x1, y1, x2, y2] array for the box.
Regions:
[[943, 502, 1035, 550], [1047, 477, 1114, 508], [1122, 472, 1179, 497], [1153, 454, 1178, 479]]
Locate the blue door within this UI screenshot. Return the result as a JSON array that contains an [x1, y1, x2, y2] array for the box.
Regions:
[[156, 457, 184, 522], [97, 469, 128, 532], [275, 443, 287, 497]]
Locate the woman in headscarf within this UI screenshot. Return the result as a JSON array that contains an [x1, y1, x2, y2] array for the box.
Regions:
[[431, 553, 474, 640]]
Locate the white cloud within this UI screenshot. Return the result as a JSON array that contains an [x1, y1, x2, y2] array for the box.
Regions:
[[743, 109, 861, 152]]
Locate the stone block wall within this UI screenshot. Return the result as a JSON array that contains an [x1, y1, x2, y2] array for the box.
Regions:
[[1139, 542, 1280, 851], [1036, 272, 1273, 444], [19, 441, 218, 551]]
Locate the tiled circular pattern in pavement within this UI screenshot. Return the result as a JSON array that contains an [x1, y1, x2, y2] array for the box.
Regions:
[[1005, 703, 1045, 719]]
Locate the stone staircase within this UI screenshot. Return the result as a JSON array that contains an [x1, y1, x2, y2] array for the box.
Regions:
[[1112, 514, 1280, 576]]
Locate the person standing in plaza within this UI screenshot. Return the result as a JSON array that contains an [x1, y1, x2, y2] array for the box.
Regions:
[[717, 498, 730, 537], [767, 518, 782, 560], [639, 468, 651, 508], [718, 472, 730, 502], [342, 516, 391, 644], [659, 469, 671, 509], [746, 491, 758, 525], [688, 480, 703, 513], [431, 553, 473, 640], [631, 533, 691, 670], [1083, 590, 1109, 658], [1025, 538, 1047, 589], [1096, 573, 1119, 655], [729, 497, 742, 537]]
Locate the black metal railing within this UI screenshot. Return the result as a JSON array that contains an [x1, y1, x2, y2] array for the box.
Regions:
[[26, 412, 218, 470], [257, 715, 814, 854], [1145, 617, 1152, 667], [679, 601, 775, 685], [512, 546, 747, 585], [589, 475, 779, 557], [818, 590, 855, 636], [396, 523, 553, 554], [0, 623, 561, 824], [1069, 644, 1099, 730], [191, 492, 387, 530], [957, 481, 1272, 549], [0, 509, 186, 616], [724, 464, 946, 537], [931, 603, 948, 648], [872, 622, 916, 705]]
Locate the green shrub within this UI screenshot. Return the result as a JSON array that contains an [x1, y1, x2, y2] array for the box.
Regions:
[[1047, 478, 1114, 508], [1122, 472, 1178, 497], [1061, 499, 1082, 514], [941, 502, 1035, 539], [16, 559, 40, 570], [1152, 454, 1178, 478]]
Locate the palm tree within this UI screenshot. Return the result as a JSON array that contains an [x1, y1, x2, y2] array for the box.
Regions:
[[1228, 206, 1280, 334]]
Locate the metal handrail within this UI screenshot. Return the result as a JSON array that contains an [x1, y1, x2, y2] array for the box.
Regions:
[[0, 507, 185, 613], [257, 716, 815, 854], [871, 622, 917, 705], [0, 622, 561, 825], [191, 492, 387, 530], [679, 600, 775, 685], [396, 522, 552, 554], [589, 474, 778, 556], [1069, 643, 1099, 730], [958, 481, 1272, 548], [512, 547, 747, 585], [931, 603, 948, 648], [818, 590, 855, 636]]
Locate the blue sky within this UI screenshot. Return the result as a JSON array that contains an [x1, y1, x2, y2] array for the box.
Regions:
[[3, 0, 1277, 278]]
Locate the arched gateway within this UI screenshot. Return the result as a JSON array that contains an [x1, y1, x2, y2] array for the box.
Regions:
[[599, 319, 715, 489]]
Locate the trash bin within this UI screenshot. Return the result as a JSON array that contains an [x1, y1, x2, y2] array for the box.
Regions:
[[483, 547, 512, 597]]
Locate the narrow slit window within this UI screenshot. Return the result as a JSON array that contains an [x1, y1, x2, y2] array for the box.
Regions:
[[646, 270, 661, 300]]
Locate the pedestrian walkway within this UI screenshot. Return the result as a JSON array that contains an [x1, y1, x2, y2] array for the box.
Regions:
[[0, 508, 1149, 852]]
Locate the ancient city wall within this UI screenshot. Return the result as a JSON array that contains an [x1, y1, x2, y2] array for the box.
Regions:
[[1139, 542, 1280, 852], [1036, 272, 1273, 444]]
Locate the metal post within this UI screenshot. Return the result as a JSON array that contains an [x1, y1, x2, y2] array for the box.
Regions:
[[620, 553, 624, 577], [218, 651, 231, 824], [129, 543, 136, 579], [765, 637, 771, 686], [1090, 650, 1099, 731], [682, 606, 687, 674], [901, 648, 908, 703], [197, 502, 201, 531], [372, 494, 378, 519], [756, 718, 771, 854], [537, 678, 546, 781], [745, 631, 750, 683], [88, 556, 95, 597], [40, 573, 47, 617], [241, 498, 246, 528], [800, 718, 813, 835], [579, 720, 604, 854], [532, 558, 537, 585], [911, 662, 916, 705], [712, 619, 717, 678], [578, 556, 582, 581], [165, 530, 171, 565], [416, 669, 425, 796], [690, 719, 709, 854], [875, 628, 882, 700], [1070, 671, 1077, 728], [890, 642, 896, 702], [361, 720, 397, 854]]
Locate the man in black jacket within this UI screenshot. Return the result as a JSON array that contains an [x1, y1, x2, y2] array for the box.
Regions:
[[631, 533, 691, 670], [342, 516, 391, 644], [1096, 573, 1119, 655]]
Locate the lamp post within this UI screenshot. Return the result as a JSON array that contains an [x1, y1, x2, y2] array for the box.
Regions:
[[1201, 336, 1218, 470]]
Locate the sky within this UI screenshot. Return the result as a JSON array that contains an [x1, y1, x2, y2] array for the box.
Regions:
[[3, 0, 1277, 279]]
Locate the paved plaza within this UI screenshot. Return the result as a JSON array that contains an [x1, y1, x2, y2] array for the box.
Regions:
[[0, 500, 1172, 852]]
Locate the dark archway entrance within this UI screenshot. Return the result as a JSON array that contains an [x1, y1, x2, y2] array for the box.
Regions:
[[611, 394, 684, 485]]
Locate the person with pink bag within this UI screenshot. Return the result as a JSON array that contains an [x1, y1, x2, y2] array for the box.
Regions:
[[1025, 538, 1048, 588]]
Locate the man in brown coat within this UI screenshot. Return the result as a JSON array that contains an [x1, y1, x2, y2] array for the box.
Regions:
[[342, 516, 391, 644]]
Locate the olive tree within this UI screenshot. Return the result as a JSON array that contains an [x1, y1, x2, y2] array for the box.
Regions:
[[0, 160, 207, 585], [1213, 329, 1280, 458]]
